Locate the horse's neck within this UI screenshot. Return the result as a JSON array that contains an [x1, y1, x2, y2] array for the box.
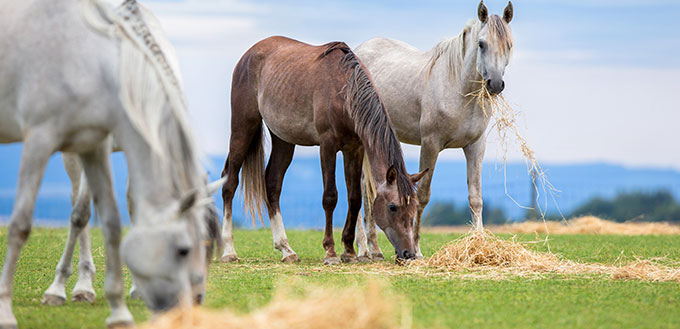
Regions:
[[365, 151, 388, 187], [115, 124, 177, 219]]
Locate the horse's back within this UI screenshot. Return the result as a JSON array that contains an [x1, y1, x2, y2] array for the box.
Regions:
[[0, 0, 119, 146], [355, 38, 428, 145], [232, 36, 349, 146]]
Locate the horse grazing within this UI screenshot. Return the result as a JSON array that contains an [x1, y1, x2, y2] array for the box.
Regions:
[[40, 3, 222, 307], [220, 36, 427, 265], [354, 1, 515, 258], [0, 0, 219, 327]]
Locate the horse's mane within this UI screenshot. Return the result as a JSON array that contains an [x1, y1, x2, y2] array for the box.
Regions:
[[425, 15, 513, 83], [319, 42, 416, 204], [83, 0, 203, 198]]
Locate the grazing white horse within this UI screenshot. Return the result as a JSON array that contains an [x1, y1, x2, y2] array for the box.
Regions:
[[40, 3, 223, 306], [0, 0, 218, 327], [354, 1, 514, 259]]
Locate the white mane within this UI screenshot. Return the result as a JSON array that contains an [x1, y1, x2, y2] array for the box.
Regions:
[[425, 20, 477, 84], [81, 0, 203, 193]]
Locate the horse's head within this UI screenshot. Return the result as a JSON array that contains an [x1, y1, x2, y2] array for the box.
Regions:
[[372, 166, 428, 261], [121, 180, 222, 313], [475, 1, 514, 95]]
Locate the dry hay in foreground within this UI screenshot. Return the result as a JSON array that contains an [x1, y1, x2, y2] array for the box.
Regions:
[[501, 216, 680, 235], [410, 230, 680, 282], [141, 282, 408, 329]]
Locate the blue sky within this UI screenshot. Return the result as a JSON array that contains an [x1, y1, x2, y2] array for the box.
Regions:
[[139, 0, 680, 169]]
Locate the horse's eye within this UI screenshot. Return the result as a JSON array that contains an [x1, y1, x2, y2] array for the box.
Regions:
[[177, 246, 190, 258], [388, 204, 398, 213], [478, 41, 485, 50]]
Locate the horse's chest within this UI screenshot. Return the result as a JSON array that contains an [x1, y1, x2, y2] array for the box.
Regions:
[[434, 108, 490, 149]]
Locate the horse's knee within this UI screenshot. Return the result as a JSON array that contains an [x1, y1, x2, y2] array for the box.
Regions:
[[9, 215, 32, 242], [71, 202, 91, 228], [322, 190, 338, 211], [469, 196, 483, 212]]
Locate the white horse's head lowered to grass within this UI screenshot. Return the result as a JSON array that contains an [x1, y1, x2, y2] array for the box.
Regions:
[[122, 182, 222, 312], [475, 1, 514, 95]]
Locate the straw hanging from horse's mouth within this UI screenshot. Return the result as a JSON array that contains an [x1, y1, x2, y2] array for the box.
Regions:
[[464, 79, 563, 233]]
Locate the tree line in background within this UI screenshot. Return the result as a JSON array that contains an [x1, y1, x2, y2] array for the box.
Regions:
[[422, 190, 680, 226]]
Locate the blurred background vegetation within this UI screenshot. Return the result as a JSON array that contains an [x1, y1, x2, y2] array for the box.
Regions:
[[423, 190, 680, 226]]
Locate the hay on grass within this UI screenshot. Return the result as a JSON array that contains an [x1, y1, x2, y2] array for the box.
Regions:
[[502, 216, 680, 235], [141, 282, 408, 329], [411, 230, 680, 282]]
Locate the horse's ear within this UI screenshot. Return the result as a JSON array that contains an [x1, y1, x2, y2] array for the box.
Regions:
[[478, 1, 488, 23], [503, 1, 514, 23], [179, 190, 198, 214], [386, 166, 397, 185], [410, 168, 429, 184], [206, 176, 227, 195]]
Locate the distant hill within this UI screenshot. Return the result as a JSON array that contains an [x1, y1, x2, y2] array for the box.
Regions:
[[1, 144, 679, 227]]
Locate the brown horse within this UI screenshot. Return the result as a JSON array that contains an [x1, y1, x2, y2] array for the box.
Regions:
[[220, 36, 427, 264]]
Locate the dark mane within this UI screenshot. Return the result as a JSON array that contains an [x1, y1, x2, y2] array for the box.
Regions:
[[338, 50, 415, 204], [317, 41, 352, 60]]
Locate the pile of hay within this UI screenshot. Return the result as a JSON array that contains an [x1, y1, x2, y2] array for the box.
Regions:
[[412, 230, 680, 282], [141, 282, 407, 329], [503, 216, 680, 235]]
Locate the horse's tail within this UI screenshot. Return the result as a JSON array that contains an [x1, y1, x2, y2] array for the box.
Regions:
[[241, 124, 267, 226], [362, 152, 377, 211]]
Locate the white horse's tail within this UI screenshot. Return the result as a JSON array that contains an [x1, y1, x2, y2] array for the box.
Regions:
[[362, 152, 377, 210]]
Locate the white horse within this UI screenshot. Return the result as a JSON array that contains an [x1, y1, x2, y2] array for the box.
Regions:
[[40, 2, 222, 307], [354, 1, 514, 259], [0, 0, 219, 327]]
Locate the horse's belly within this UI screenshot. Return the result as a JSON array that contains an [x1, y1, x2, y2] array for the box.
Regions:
[[260, 104, 320, 146], [0, 111, 22, 143]]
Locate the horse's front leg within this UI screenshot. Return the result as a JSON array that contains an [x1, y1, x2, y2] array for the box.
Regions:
[[340, 148, 363, 263], [414, 138, 442, 259], [79, 142, 133, 328], [0, 132, 55, 329], [359, 154, 384, 260], [320, 142, 340, 265], [463, 136, 487, 231]]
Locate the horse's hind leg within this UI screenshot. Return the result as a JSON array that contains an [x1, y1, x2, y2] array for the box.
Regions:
[[0, 132, 55, 328], [79, 141, 133, 327], [340, 148, 363, 263], [265, 133, 298, 263], [43, 155, 95, 305], [220, 94, 263, 263]]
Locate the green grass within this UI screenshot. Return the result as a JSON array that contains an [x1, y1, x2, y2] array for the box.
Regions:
[[1, 228, 679, 329]]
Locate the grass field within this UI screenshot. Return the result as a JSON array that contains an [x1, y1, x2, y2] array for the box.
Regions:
[[1, 227, 679, 329]]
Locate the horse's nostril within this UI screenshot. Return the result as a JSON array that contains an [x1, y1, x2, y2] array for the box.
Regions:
[[486, 80, 492, 89], [500, 80, 505, 90]]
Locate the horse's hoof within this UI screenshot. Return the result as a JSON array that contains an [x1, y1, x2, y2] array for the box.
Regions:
[[341, 253, 358, 263], [281, 254, 300, 263], [323, 256, 341, 265], [129, 289, 143, 300], [106, 320, 135, 329], [371, 252, 385, 261], [357, 255, 372, 263], [220, 254, 239, 263], [72, 290, 96, 304], [0, 323, 17, 329], [415, 253, 424, 260], [41, 294, 66, 306]]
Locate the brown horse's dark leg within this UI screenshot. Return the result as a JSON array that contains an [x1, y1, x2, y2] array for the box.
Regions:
[[220, 89, 263, 263], [340, 147, 363, 263], [320, 142, 339, 265], [265, 133, 298, 263]]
